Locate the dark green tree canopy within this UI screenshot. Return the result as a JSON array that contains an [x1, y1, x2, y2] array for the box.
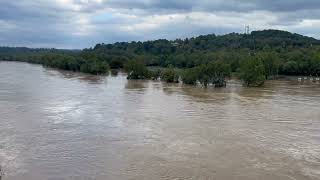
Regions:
[[1, 30, 320, 83]]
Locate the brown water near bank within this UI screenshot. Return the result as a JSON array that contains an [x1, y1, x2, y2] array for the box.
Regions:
[[0, 61, 319, 180]]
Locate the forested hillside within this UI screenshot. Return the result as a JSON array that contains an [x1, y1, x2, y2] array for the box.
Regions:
[[86, 30, 320, 75], [1, 30, 320, 86]]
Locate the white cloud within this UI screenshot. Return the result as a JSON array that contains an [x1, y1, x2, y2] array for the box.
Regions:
[[0, 0, 319, 48]]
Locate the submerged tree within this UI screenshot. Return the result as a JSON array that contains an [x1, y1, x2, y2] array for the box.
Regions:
[[204, 61, 231, 87], [124, 60, 151, 79], [161, 66, 179, 83], [80, 59, 110, 74], [181, 68, 199, 85], [40, 53, 109, 74], [181, 61, 231, 87], [240, 57, 266, 87]]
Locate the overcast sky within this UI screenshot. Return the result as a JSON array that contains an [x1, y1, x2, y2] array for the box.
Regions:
[[0, 0, 319, 49]]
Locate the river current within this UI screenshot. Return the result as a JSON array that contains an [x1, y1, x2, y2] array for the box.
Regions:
[[0, 61, 319, 180]]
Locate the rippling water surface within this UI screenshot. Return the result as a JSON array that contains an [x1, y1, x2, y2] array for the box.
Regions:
[[0, 61, 320, 180]]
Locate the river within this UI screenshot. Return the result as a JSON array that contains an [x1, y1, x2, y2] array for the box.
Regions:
[[0, 61, 319, 180]]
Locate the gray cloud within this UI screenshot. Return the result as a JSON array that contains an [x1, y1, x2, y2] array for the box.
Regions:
[[99, 0, 320, 13], [0, 0, 319, 49]]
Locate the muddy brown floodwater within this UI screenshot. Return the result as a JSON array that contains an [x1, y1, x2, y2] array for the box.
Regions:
[[0, 61, 320, 180]]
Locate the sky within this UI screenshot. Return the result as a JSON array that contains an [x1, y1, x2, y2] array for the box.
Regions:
[[0, 0, 319, 49]]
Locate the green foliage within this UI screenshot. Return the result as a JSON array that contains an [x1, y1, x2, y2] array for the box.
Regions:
[[109, 59, 123, 69], [310, 53, 320, 75], [181, 61, 231, 87], [151, 69, 162, 80], [257, 52, 280, 79], [41, 53, 79, 71], [124, 60, 151, 79], [181, 68, 199, 85], [40, 53, 109, 74], [208, 61, 231, 87], [282, 61, 299, 75], [240, 57, 266, 87], [2, 29, 320, 83], [196, 61, 231, 87], [74, 29, 320, 76], [80, 59, 109, 74], [161, 66, 179, 83]]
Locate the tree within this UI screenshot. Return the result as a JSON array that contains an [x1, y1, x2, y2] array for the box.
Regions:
[[181, 68, 198, 85], [257, 52, 280, 79], [281, 61, 299, 75], [2, 29, 320, 81], [181, 61, 231, 87], [309, 53, 320, 75], [80, 59, 109, 74], [124, 60, 151, 79], [208, 61, 231, 87], [161, 66, 179, 83], [240, 57, 266, 87]]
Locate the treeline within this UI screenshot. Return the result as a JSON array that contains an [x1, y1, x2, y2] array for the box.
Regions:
[[1, 29, 320, 86], [86, 30, 320, 77], [41, 53, 109, 74], [123, 58, 263, 87], [0, 47, 77, 63], [0, 47, 110, 74]]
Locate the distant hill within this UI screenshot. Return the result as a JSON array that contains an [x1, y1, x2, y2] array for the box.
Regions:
[[92, 29, 319, 53], [1, 30, 320, 76], [1, 30, 319, 58], [87, 30, 320, 70]]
